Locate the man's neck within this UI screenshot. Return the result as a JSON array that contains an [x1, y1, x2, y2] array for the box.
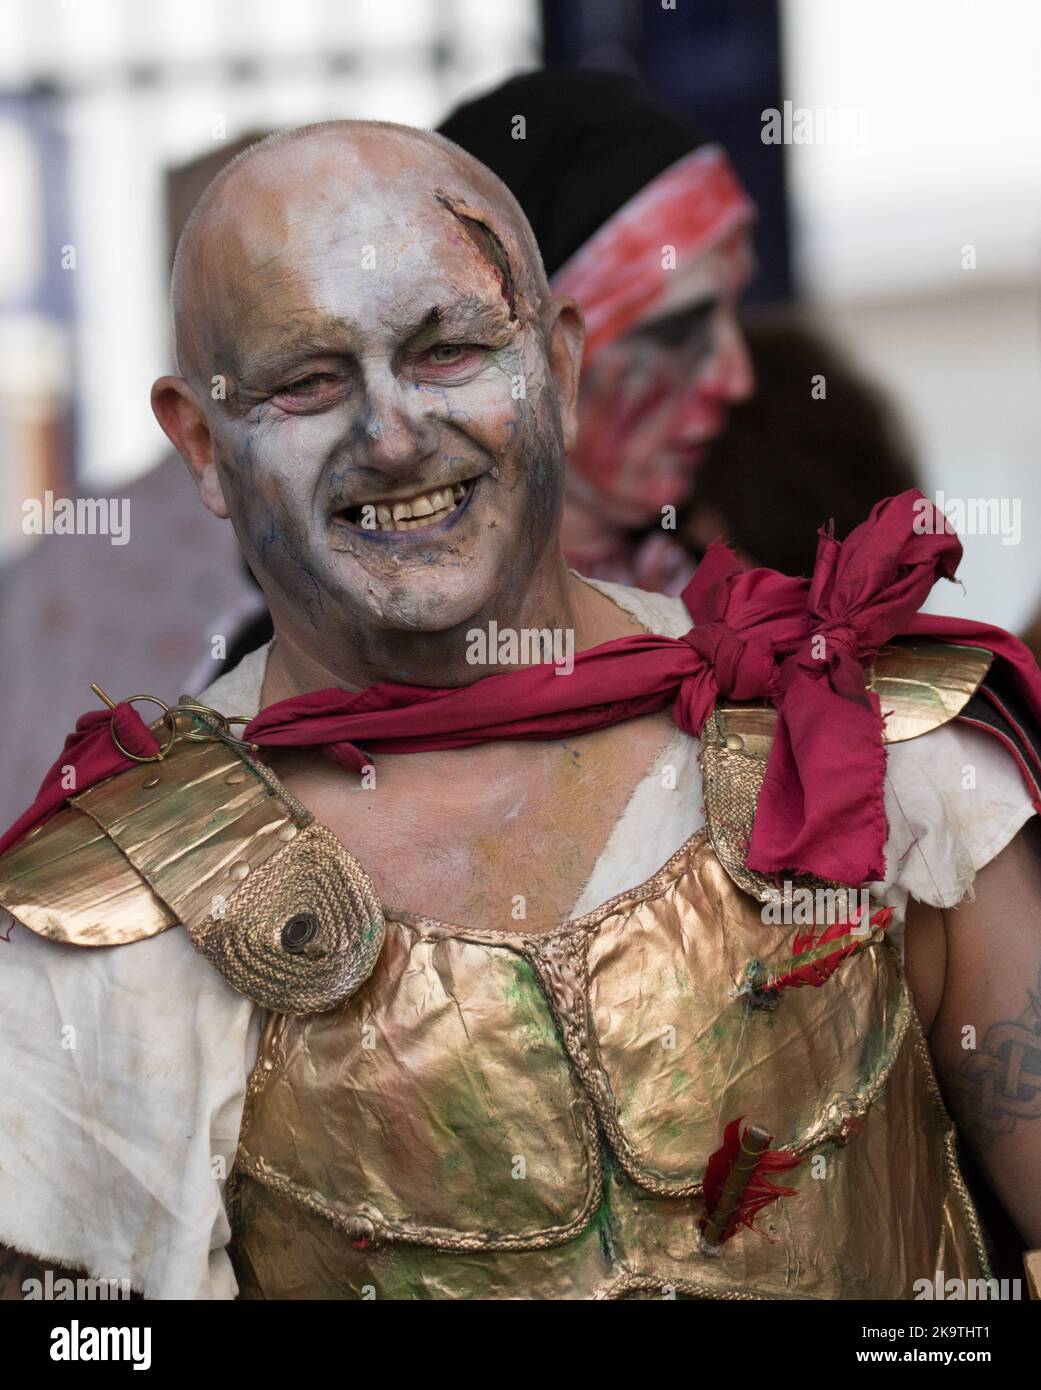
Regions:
[[260, 564, 644, 706]]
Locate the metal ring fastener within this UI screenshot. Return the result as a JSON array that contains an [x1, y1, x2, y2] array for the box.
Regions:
[[91, 683, 255, 763], [90, 686, 177, 763], [172, 701, 232, 739], [169, 700, 256, 753], [170, 700, 253, 740]]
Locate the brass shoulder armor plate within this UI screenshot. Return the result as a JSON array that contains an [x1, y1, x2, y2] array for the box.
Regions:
[[867, 638, 993, 743], [0, 709, 385, 1014], [0, 799, 177, 947], [700, 639, 994, 901]]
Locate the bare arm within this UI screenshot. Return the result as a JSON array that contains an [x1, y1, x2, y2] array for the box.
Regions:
[[912, 819, 1041, 1247]]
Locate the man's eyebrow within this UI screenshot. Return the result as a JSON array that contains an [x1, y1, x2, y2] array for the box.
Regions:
[[403, 300, 513, 346], [234, 322, 361, 379], [232, 300, 513, 383]]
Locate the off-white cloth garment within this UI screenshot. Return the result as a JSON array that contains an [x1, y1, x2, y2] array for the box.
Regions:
[[0, 577, 1034, 1298]]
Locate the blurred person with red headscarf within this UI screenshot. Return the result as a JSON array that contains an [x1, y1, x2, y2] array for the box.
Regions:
[[440, 70, 756, 593]]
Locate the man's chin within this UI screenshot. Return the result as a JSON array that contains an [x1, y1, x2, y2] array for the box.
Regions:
[[335, 571, 503, 643]]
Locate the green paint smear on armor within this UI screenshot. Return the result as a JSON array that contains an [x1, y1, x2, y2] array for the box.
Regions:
[[427, 954, 573, 1190], [372, 1156, 615, 1299], [502, 955, 562, 1048]]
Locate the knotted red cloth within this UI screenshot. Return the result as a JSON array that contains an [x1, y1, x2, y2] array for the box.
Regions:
[[4, 490, 1040, 886]]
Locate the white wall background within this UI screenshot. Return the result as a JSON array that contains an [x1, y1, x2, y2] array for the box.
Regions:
[[782, 0, 1041, 631], [0, 0, 539, 495]]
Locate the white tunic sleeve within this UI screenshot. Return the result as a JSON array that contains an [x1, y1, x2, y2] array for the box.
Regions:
[[0, 650, 269, 1299], [877, 719, 1037, 910], [0, 915, 259, 1299]]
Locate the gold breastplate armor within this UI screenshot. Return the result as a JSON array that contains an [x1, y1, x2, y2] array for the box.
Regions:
[[227, 643, 995, 1300], [0, 642, 997, 1299]]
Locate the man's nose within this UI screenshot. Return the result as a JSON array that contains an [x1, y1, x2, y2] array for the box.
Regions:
[[358, 368, 439, 475]]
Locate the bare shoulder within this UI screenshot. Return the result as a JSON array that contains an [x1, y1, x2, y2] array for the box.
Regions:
[[906, 819, 1041, 1039]]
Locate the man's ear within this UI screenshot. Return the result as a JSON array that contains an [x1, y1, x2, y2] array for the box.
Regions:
[[151, 376, 230, 520], [544, 296, 585, 455]]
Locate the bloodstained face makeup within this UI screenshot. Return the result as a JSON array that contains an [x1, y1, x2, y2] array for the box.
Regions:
[[164, 129, 578, 681], [565, 226, 756, 534]]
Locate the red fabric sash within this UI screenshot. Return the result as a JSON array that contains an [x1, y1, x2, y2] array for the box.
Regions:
[[3, 489, 1040, 886]]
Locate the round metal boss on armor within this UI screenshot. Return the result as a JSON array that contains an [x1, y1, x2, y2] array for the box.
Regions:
[[282, 913, 319, 953]]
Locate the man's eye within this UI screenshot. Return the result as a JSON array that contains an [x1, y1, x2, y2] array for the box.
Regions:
[[282, 374, 329, 394], [271, 373, 345, 409], [422, 343, 487, 371]]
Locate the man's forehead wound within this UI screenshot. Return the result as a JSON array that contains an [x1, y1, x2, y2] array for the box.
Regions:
[[433, 191, 521, 323]]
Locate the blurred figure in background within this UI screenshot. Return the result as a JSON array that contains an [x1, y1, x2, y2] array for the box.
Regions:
[[0, 137, 265, 827], [680, 314, 922, 573], [440, 70, 757, 593]]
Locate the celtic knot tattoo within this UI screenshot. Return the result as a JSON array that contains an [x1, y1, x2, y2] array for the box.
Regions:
[[956, 970, 1041, 1140]]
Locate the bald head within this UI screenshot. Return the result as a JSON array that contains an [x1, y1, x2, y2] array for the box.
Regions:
[[171, 120, 550, 388]]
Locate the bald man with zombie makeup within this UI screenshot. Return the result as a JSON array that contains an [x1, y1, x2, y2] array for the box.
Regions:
[[1, 120, 1041, 1302]]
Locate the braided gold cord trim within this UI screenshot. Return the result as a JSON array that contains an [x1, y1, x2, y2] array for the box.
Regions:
[[592, 1269, 800, 1301], [231, 1106, 604, 1254], [530, 931, 704, 1200], [226, 1012, 285, 1239], [902, 988, 992, 1280], [700, 721, 858, 911]]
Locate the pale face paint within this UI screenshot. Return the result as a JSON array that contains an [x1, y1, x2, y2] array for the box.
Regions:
[[199, 143, 566, 676]]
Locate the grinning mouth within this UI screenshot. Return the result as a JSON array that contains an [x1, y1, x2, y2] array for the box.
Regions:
[[333, 478, 476, 534]]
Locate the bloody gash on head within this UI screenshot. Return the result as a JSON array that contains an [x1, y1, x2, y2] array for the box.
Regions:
[[152, 120, 585, 684]]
